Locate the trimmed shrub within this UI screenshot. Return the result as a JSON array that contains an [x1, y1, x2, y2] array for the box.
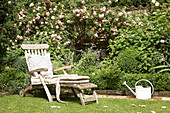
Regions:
[[116, 48, 140, 73], [121, 73, 170, 91]]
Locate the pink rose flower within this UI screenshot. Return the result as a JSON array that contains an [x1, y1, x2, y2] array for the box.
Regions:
[[108, 1, 112, 4], [58, 21, 63, 25], [121, 34, 125, 37], [99, 13, 104, 18], [29, 3, 34, 7], [94, 33, 98, 38], [54, 8, 57, 12], [6, 47, 10, 51], [57, 35, 62, 40], [51, 16, 55, 20], [56, 25, 59, 29], [64, 41, 70, 45], [8, 1, 11, 4], [19, 22, 22, 26], [153, 12, 157, 14], [115, 18, 119, 21], [76, 14, 80, 17], [81, 1, 85, 4], [100, 7, 106, 13], [138, 22, 143, 26], [26, 25, 29, 28], [93, 11, 97, 15], [57, 46, 61, 50], [119, 12, 123, 16], [46, 12, 50, 16]]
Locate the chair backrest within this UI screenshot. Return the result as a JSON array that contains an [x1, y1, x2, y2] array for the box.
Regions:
[[21, 44, 53, 76]]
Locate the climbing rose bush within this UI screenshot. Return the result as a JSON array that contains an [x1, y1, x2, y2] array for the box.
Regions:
[[6, 0, 127, 59]]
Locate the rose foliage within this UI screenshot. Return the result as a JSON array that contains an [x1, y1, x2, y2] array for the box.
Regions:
[[0, 0, 169, 73]]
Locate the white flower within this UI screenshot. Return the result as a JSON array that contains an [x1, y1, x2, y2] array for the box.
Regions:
[[119, 12, 123, 16], [155, 2, 159, 6], [152, 0, 155, 3], [56, 25, 59, 29], [160, 40, 165, 43], [29, 3, 34, 7], [99, 13, 104, 18], [51, 16, 55, 20], [8, 1, 11, 4], [6, 47, 10, 51], [81, 1, 85, 4], [94, 33, 98, 38], [46, 12, 50, 16]]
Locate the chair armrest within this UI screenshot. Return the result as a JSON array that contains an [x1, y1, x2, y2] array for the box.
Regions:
[[28, 68, 48, 75], [53, 65, 74, 72]]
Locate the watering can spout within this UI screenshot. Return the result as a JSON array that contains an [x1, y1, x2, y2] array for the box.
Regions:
[[123, 81, 136, 96]]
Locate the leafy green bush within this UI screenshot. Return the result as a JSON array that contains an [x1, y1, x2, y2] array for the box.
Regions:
[[0, 67, 27, 93], [73, 48, 99, 74], [90, 58, 124, 89], [116, 48, 140, 73], [108, 3, 169, 73]]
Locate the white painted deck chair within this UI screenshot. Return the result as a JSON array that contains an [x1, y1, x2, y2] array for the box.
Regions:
[[19, 44, 98, 106]]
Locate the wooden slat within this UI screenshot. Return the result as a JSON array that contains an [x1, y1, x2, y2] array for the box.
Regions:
[[21, 44, 49, 50], [60, 80, 89, 84], [77, 83, 97, 90], [28, 68, 48, 75], [53, 65, 74, 72], [84, 97, 97, 102]]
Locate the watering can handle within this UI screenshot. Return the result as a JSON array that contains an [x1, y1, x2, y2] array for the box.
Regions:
[[135, 79, 154, 95]]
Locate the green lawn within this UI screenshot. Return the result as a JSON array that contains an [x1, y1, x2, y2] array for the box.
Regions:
[[0, 94, 169, 113]]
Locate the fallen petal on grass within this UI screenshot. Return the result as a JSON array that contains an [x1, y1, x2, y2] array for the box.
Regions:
[[151, 111, 156, 113], [51, 106, 57, 108], [131, 104, 136, 107], [141, 105, 146, 107], [162, 106, 166, 109], [104, 106, 108, 108]]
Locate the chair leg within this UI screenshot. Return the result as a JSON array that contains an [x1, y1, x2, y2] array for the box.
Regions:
[[56, 79, 65, 103], [92, 89, 99, 104], [79, 90, 85, 106], [40, 76, 53, 102], [71, 88, 78, 98]]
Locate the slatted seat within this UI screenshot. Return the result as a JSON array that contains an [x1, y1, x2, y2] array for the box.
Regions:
[[19, 44, 98, 106]]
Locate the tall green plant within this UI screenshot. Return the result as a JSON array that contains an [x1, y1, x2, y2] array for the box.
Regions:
[[73, 48, 99, 73], [154, 61, 170, 73]]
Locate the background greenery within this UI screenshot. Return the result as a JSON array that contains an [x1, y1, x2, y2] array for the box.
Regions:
[[0, 0, 169, 94]]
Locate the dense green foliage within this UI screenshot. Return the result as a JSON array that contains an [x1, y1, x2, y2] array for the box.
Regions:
[[0, 0, 169, 93], [0, 67, 27, 93]]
